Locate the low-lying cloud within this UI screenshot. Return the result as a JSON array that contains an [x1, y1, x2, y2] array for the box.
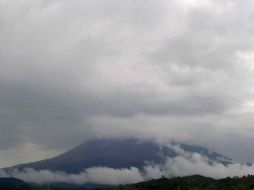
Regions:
[[146, 145, 254, 180], [0, 167, 144, 185], [2, 145, 254, 185]]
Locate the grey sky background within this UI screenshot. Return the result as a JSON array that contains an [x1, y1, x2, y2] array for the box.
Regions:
[[1, 0, 254, 168]]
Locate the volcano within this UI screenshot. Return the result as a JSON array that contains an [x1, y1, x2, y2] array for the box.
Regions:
[[2, 138, 233, 174]]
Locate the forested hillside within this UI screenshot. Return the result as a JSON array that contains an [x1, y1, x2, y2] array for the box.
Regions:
[[108, 175, 254, 190], [3, 175, 254, 190]]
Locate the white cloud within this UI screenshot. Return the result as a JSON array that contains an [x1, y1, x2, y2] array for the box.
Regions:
[[0, 167, 144, 185]]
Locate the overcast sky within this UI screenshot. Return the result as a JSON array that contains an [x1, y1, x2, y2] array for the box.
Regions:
[[1, 0, 254, 168]]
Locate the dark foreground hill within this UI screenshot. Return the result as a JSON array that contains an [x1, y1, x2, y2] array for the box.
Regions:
[[0, 178, 30, 190], [3, 175, 254, 190], [108, 175, 254, 190]]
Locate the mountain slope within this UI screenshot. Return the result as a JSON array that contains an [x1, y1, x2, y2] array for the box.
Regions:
[[3, 139, 232, 173]]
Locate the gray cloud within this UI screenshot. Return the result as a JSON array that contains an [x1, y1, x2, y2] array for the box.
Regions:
[[1, 0, 254, 167]]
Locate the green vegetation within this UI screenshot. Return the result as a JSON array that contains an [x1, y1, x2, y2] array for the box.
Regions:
[[3, 175, 254, 190], [108, 175, 254, 190]]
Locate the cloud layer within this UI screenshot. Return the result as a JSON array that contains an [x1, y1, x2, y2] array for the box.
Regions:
[[0, 167, 143, 185], [1, 0, 254, 167]]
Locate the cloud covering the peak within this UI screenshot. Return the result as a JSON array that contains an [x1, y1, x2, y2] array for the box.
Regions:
[[1, 0, 254, 167]]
